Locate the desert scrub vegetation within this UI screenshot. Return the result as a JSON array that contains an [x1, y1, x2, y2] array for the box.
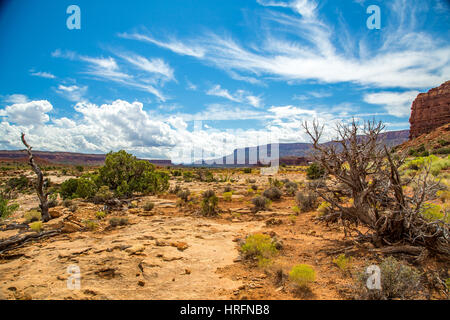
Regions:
[[29, 221, 43, 233], [201, 190, 218, 216], [95, 211, 107, 219], [143, 201, 155, 211], [59, 150, 169, 200], [241, 233, 278, 267], [108, 217, 129, 227], [289, 264, 316, 290], [304, 119, 449, 258], [333, 254, 350, 272], [222, 191, 233, 202], [419, 203, 449, 223], [0, 195, 19, 220], [306, 162, 325, 180], [355, 256, 422, 300], [263, 187, 282, 201], [251, 196, 270, 213], [177, 189, 190, 203], [284, 181, 298, 196], [24, 210, 41, 223], [295, 190, 318, 213]]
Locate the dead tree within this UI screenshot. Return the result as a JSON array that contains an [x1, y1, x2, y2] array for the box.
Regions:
[[21, 133, 51, 222], [303, 119, 449, 258]]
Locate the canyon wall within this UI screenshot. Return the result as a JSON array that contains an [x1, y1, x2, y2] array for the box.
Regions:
[[409, 81, 450, 139]]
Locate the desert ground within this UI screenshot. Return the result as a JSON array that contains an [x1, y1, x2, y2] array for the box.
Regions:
[[0, 159, 448, 300]]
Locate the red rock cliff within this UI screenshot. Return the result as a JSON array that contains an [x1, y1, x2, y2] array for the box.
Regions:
[[409, 81, 450, 139]]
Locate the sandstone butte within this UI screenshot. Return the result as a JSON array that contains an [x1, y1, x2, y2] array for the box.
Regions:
[[409, 80, 450, 139]]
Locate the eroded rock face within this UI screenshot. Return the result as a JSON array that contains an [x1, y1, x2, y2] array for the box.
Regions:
[[409, 81, 450, 139]]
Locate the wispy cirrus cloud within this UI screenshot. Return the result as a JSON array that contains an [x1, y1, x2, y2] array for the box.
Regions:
[[118, 31, 205, 58], [206, 84, 263, 108], [120, 0, 449, 91], [51, 49, 169, 101], [30, 71, 56, 79]]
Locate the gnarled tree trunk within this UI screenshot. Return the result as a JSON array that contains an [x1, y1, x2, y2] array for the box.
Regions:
[[21, 133, 51, 222]]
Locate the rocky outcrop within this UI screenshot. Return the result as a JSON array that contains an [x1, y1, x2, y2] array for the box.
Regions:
[[409, 81, 450, 139]]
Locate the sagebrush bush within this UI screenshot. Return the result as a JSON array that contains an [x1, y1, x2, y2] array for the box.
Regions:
[[241, 233, 278, 266], [263, 187, 282, 201], [143, 201, 155, 211], [93, 186, 114, 203], [289, 264, 316, 289], [284, 181, 298, 196], [201, 190, 219, 216], [355, 256, 422, 300], [251, 196, 269, 213], [109, 217, 129, 227], [295, 191, 318, 212], [177, 189, 190, 202]]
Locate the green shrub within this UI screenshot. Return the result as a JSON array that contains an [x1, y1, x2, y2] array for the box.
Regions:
[[98, 150, 169, 196], [24, 210, 41, 223], [59, 178, 79, 200], [241, 233, 278, 266], [84, 220, 98, 230], [177, 189, 190, 202], [356, 256, 422, 300], [143, 201, 155, 211], [317, 201, 331, 216], [201, 190, 219, 216], [333, 254, 350, 271], [251, 196, 269, 213], [306, 163, 325, 180], [95, 211, 106, 219], [420, 203, 449, 222], [289, 264, 316, 289], [29, 221, 43, 233], [75, 165, 84, 172], [268, 177, 283, 188], [284, 181, 298, 196], [263, 187, 282, 201], [171, 170, 182, 177], [93, 186, 114, 203], [0, 195, 19, 220], [433, 147, 450, 155], [183, 171, 194, 182], [223, 191, 233, 202], [6, 175, 31, 192], [295, 191, 318, 212], [75, 177, 98, 199], [243, 168, 252, 174]]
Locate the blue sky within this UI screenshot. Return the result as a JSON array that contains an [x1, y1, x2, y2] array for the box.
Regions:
[[0, 0, 449, 162]]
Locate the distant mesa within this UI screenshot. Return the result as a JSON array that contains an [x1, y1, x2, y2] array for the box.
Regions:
[[409, 80, 450, 140], [0, 150, 172, 167]]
